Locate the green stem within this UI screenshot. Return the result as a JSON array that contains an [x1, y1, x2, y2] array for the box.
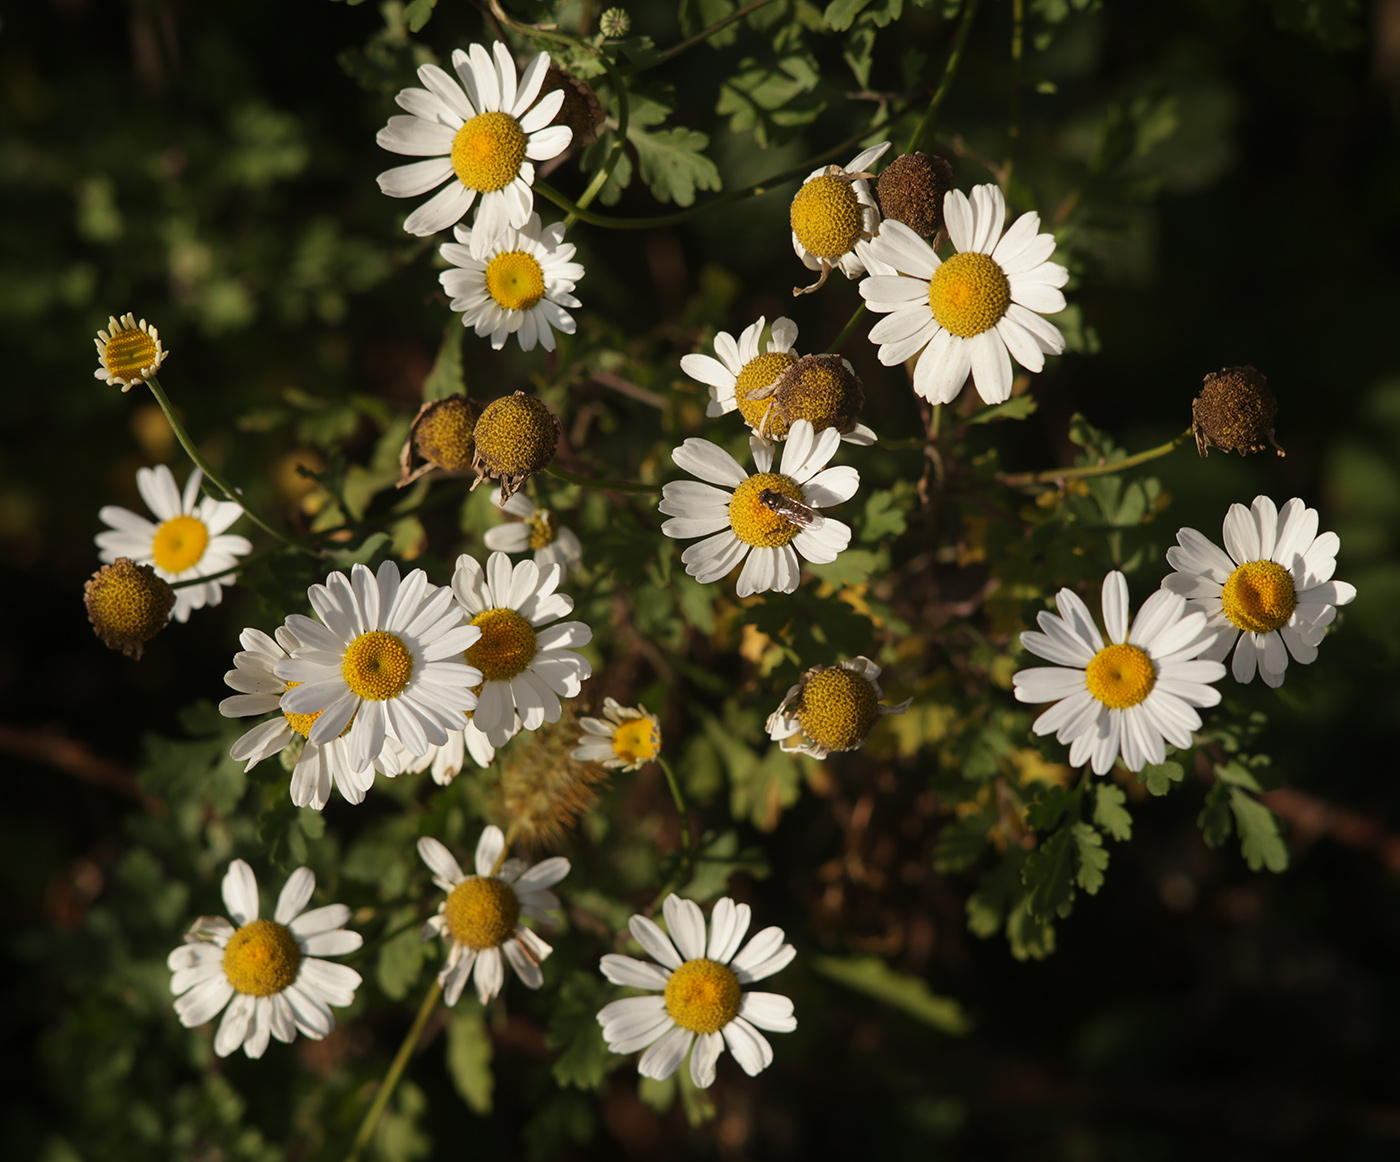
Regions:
[[490, 821, 522, 877], [166, 548, 275, 589], [826, 304, 867, 354], [999, 428, 1192, 488], [345, 979, 443, 1162], [1004, 0, 1024, 186], [904, 0, 983, 154], [649, 756, 695, 909], [629, 0, 783, 74], [546, 464, 661, 493]]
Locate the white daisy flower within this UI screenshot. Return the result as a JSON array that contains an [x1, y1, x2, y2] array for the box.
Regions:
[[659, 419, 858, 598], [1162, 495, 1357, 688], [274, 560, 483, 772], [418, 827, 569, 1005], [450, 551, 593, 747], [484, 491, 583, 576], [789, 142, 891, 293], [572, 698, 662, 771], [387, 717, 497, 784], [439, 214, 583, 352], [167, 859, 362, 1059], [93, 312, 167, 390], [1012, 571, 1227, 775], [765, 656, 911, 759], [598, 895, 796, 1089], [858, 183, 1068, 406], [96, 465, 251, 623], [376, 43, 572, 246]]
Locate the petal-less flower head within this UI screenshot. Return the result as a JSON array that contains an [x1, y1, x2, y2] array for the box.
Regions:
[[376, 43, 572, 247], [94, 312, 167, 390], [418, 827, 569, 1004], [273, 560, 484, 772], [485, 491, 583, 576], [1012, 571, 1227, 775], [96, 465, 251, 623], [451, 551, 593, 747], [470, 392, 560, 503], [399, 394, 481, 487], [387, 717, 497, 785], [572, 697, 662, 771], [167, 860, 362, 1059], [598, 895, 797, 1089], [84, 558, 175, 659], [1191, 366, 1284, 458], [858, 184, 1068, 406], [789, 142, 890, 294], [765, 656, 911, 759], [659, 419, 859, 598], [1162, 496, 1356, 688], [440, 213, 584, 353]]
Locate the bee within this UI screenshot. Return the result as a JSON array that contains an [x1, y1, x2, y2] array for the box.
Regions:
[[758, 488, 824, 532]]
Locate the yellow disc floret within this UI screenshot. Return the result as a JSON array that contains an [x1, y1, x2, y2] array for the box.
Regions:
[[444, 876, 519, 949], [451, 111, 527, 192], [790, 175, 864, 259], [341, 630, 414, 700], [472, 394, 559, 479], [95, 313, 167, 389], [612, 717, 660, 765], [466, 608, 538, 682], [928, 251, 1011, 338], [485, 251, 547, 311], [796, 666, 880, 752], [222, 918, 302, 997], [281, 680, 324, 739], [83, 558, 175, 659], [527, 510, 558, 549], [1084, 643, 1156, 709], [151, 514, 210, 573], [773, 354, 864, 439], [1221, 560, 1297, 634], [728, 473, 805, 548], [665, 957, 742, 1034], [413, 395, 480, 473], [734, 351, 798, 432]]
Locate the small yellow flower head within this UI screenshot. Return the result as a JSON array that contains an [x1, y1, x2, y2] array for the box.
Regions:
[[84, 557, 176, 659], [471, 392, 561, 502], [1192, 366, 1284, 458], [766, 656, 910, 759], [765, 354, 865, 440], [876, 151, 955, 238], [536, 65, 604, 148], [94, 313, 168, 391], [399, 394, 482, 486]]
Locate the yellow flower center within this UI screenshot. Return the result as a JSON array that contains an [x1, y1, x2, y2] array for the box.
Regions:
[[1220, 560, 1297, 634], [613, 717, 660, 765], [485, 250, 546, 311], [734, 350, 798, 432], [1083, 643, 1156, 710], [281, 680, 328, 739], [928, 251, 1011, 338], [222, 918, 302, 997], [465, 608, 538, 682], [665, 958, 742, 1035], [414, 395, 479, 472], [773, 354, 863, 439], [527, 510, 558, 549], [790, 175, 863, 259], [444, 876, 519, 949], [151, 514, 209, 573], [451, 111, 528, 192], [102, 326, 160, 381], [84, 558, 175, 658], [341, 631, 414, 700], [728, 473, 805, 548], [796, 667, 880, 752], [472, 394, 558, 479]]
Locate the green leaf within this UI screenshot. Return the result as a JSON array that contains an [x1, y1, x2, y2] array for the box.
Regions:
[[813, 955, 971, 1034], [824, 0, 873, 30], [402, 0, 438, 32], [1228, 787, 1289, 872], [1025, 783, 1077, 831], [421, 319, 464, 401], [965, 850, 1025, 938], [1215, 757, 1265, 792], [806, 548, 881, 586], [716, 56, 826, 146], [445, 1000, 493, 1114], [860, 488, 910, 543], [1023, 825, 1076, 919], [1198, 781, 1233, 847], [682, 829, 771, 900], [375, 918, 428, 1001], [1092, 783, 1133, 841], [1137, 759, 1184, 796], [638, 1074, 676, 1114], [1072, 822, 1109, 894], [933, 812, 994, 873], [627, 125, 721, 207], [547, 975, 614, 1090], [728, 743, 803, 832], [966, 395, 1038, 424]]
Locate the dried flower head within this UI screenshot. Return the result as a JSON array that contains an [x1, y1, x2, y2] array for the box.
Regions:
[[875, 151, 955, 238], [470, 392, 561, 502], [1192, 366, 1284, 458], [486, 708, 609, 848], [84, 558, 176, 658], [762, 353, 867, 441], [536, 66, 604, 147], [399, 394, 481, 486]]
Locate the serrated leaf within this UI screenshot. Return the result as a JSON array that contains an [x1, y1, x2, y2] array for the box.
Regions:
[[1093, 783, 1133, 840], [547, 976, 614, 1090], [965, 850, 1025, 938], [729, 744, 803, 832], [1023, 825, 1077, 919], [933, 812, 994, 872], [627, 125, 721, 207], [966, 395, 1038, 424], [1072, 822, 1109, 894], [1137, 759, 1184, 796], [376, 921, 428, 1001], [403, 0, 438, 32], [445, 1000, 493, 1114], [421, 319, 463, 401], [1198, 781, 1232, 847], [860, 489, 909, 543], [813, 955, 970, 1034], [824, 0, 873, 30], [1025, 784, 1077, 831], [1215, 758, 1265, 792], [806, 549, 880, 586], [1228, 787, 1289, 872]]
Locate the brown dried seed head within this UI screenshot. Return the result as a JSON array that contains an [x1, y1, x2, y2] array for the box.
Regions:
[[471, 392, 560, 501], [1192, 366, 1284, 458], [84, 558, 176, 659], [876, 152, 955, 238]]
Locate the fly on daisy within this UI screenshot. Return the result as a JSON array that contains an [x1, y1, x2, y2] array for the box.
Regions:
[[766, 657, 910, 759], [93, 312, 168, 390], [572, 698, 662, 771], [485, 491, 583, 576], [96, 464, 251, 623], [789, 142, 890, 294]]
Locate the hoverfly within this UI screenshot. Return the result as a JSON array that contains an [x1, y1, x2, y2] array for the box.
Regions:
[[758, 488, 825, 532]]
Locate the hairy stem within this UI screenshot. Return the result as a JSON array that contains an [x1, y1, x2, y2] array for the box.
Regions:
[[650, 756, 696, 908], [546, 464, 661, 493], [998, 428, 1192, 488]]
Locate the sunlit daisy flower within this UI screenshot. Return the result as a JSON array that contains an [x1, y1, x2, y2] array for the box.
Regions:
[[418, 827, 569, 1004], [1162, 495, 1357, 688], [274, 560, 483, 772], [451, 551, 593, 747], [96, 465, 251, 623], [858, 183, 1068, 406], [440, 214, 583, 352], [387, 717, 497, 784], [789, 142, 890, 294], [376, 43, 571, 245], [485, 491, 583, 576], [167, 859, 362, 1059], [598, 895, 796, 1089], [659, 419, 858, 598], [765, 657, 911, 759], [1012, 571, 1226, 775], [572, 698, 661, 771], [94, 312, 167, 390]]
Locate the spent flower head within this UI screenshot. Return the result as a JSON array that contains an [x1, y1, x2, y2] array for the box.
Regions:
[[1192, 366, 1284, 458], [470, 392, 560, 502], [84, 558, 174, 659], [399, 394, 481, 487]]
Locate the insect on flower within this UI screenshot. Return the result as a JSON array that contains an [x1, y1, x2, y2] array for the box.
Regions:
[[759, 488, 825, 532]]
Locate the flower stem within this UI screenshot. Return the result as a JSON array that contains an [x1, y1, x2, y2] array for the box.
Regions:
[[630, 0, 783, 74], [1004, 0, 1025, 187], [345, 978, 443, 1162], [826, 304, 867, 354], [649, 756, 695, 909], [904, 0, 982, 154], [490, 821, 523, 877], [998, 428, 1192, 488], [546, 464, 661, 493]]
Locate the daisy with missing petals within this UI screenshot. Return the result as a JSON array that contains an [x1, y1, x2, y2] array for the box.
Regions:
[[167, 860, 362, 1059], [789, 141, 890, 294], [376, 43, 571, 244], [96, 464, 251, 623], [1012, 571, 1226, 775], [451, 551, 593, 747], [858, 183, 1068, 406], [418, 827, 568, 1004], [572, 698, 662, 771], [765, 657, 910, 759], [1162, 495, 1357, 687], [485, 491, 583, 576], [598, 895, 796, 1089], [659, 419, 858, 598], [683, 316, 800, 422], [387, 718, 497, 785], [94, 312, 168, 390], [440, 214, 583, 352], [274, 560, 483, 772]]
